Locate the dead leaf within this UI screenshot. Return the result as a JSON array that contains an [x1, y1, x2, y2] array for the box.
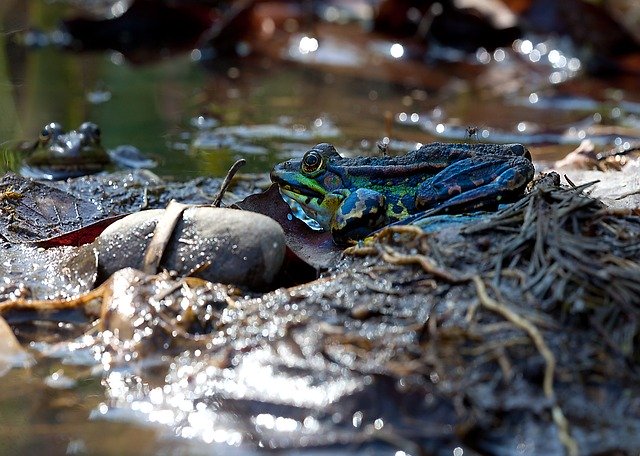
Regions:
[[0, 173, 124, 245], [234, 185, 342, 270]]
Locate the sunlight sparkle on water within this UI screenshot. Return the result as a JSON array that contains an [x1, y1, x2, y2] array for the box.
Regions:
[[568, 58, 581, 71], [255, 414, 300, 432], [190, 49, 202, 61], [476, 47, 490, 64], [548, 49, 564, 67], [529, 49, 541, 63], [517, 39, 533, 54], [390, 43, 404, 58], [298, 36, 319, 54], [549, 72, 564, 84], [352, 411, 363, 427], [513, 38, 581, 76], [110, 1, 127, 17], [109, 51, 125, 65]]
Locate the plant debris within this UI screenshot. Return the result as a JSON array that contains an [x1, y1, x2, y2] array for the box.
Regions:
[[1, 172, 640, 454], [466, 173, 640, 360]]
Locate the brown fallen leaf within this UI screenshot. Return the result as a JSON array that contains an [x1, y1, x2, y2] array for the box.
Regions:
[[234, 184, 342, 271], [0, 173, 120, 244]]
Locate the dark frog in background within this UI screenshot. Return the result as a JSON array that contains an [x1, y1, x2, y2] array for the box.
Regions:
[[20, 122, 110, 180], [271, 142, 535, 244], [20, 122, 155, 180]]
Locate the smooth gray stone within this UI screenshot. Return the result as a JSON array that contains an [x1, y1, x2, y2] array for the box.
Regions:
[[95, 207, 286, 288]]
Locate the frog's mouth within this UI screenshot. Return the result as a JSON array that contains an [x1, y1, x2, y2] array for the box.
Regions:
[[269, 169, 326, 198], [270, 167, 336, 230], [278, 186, 324, 209], [277, 186, 333, 231], [280, 186, 342, 230], [276, 181, 323, 200]]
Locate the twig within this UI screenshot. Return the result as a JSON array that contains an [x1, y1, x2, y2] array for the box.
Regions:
[[381, 247, 468, 283], [0, 282, 108, 313], [614, 188, 640, 200], [473, 275, 555, 394], [343, 245, 377, 256], [142, 200, 190, 274], [472, 275, 578, 456], [212, 159, 246, 207], [363, 225, 426, 250]]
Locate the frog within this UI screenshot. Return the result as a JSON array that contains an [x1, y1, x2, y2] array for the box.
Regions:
[[270, 142, 535, 244], [20, 122, 155, 180]]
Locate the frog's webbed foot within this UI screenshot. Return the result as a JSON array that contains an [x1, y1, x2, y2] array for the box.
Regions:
[[416, 155, 534, 214], [331, 188, 389, 244]]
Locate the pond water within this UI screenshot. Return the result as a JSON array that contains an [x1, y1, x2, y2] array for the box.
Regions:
[[2, 1, 640, 455], [4, 1, 640, 183], [2, 1, 446, 180]]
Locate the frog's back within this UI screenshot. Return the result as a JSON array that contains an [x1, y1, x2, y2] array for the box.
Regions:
[[334, 142, 529, 179]]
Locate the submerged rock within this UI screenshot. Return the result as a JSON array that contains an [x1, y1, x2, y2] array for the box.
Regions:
[[95, 207, 285, 288]]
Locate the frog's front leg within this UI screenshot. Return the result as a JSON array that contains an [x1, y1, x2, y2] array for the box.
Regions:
[[330, 188, 389, 244], [416, 155, 534, 214]]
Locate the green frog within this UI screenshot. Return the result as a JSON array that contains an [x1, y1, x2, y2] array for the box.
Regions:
[[270, 142, 534, 244], [20, 122, 155, 180], [20, 122, 110, 180]]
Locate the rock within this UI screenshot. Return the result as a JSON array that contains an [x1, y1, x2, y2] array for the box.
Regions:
[[554, 159, 640, 210], [95, 207, 286, 288]]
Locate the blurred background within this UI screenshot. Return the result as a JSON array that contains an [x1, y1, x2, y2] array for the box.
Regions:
[[2, 0, 640, 179]]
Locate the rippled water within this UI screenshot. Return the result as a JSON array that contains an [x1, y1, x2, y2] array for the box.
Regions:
[[4, 2, 639, 182]]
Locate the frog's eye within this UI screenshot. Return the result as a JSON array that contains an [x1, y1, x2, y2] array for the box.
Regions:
[[39, 122, 62, 143], [301, 150, 323, 174], [39, 128, 51, 143], [79, 122, 101, 142]]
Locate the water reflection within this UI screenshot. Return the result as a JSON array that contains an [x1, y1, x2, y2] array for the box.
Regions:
[[4, 0, 640, 183]]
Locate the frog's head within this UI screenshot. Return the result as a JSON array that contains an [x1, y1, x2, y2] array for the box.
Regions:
[[22, 122, 109, 179], [35, 122, 104, 158], [270, 143, 348, 230]]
